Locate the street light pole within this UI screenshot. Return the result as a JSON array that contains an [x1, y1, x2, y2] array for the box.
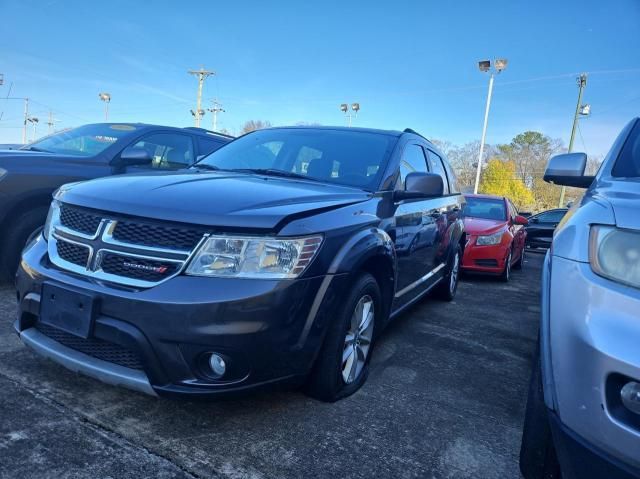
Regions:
[[559, 73, 588, 207], [473, 59, 507, 194], [98, 93, 111, 121], [473, 72, 494, 194]]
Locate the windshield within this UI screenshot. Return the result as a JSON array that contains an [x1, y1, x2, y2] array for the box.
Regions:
[[24, 124, 137, 157], [195, 128, 395, 190], [463, 197, 507, 221], [612, 120, 640, 177]]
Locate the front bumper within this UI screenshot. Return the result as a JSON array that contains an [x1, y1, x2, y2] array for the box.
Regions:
[[15, 237, 348, 398], [548, 254, 640, 471], [460, 238, 509, 273], [548, 410, 640, 479]]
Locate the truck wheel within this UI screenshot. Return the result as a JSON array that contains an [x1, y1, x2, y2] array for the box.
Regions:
[[519, 340, 561, 479], [0, 206, 49, 280], [304, 272, 381, 402], [434, 244, 461, 301], [500, 250, 512, 282]]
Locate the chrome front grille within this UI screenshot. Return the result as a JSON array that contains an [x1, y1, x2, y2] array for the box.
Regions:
[[48, 203, 205, 287]]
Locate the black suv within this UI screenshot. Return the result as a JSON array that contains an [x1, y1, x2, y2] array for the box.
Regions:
[[15, 126, 465, 402], [0, 123, 231, 278]]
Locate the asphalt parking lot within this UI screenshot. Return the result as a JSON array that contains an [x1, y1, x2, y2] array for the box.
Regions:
[[0, 253, 542, 479]]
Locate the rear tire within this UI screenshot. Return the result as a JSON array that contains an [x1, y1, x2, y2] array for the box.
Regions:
[[520, 340, 561, 479], [0, 206, 49, 281], [434, 244, 461, 301], [304, 273, 381, 402]]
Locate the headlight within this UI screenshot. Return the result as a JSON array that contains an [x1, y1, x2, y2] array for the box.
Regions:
[[43, 200, 60, 241], [186, 235, 323, 279], [590, 226, 640, 289], [476, 231, 503, 246]]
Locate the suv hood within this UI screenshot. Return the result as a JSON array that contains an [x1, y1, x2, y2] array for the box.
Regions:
[[58, 171, 371, 231]]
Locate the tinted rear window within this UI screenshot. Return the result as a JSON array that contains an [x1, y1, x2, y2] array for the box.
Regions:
[[612, 121, 640, 177]]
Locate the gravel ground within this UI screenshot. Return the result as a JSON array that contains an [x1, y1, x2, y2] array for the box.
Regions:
[[0, 252, 542, 479]]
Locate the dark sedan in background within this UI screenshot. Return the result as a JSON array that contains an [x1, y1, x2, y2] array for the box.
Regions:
[[525, 208, 568, 250], [0, 123, 232, 279]]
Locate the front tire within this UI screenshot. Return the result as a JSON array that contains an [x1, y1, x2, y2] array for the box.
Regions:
[[434, 244, 461, 301], [520, 340, 561, 478], [304, 273, 381, 402], [500, 250, 512, 282], [0, 206, 49, 280]]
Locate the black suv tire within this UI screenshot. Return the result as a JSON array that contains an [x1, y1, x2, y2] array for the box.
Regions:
[[305, 272, 381, 402], [0, 206, 49, 280], [434, 244, 461, 301]]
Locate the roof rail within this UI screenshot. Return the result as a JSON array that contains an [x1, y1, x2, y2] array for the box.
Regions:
[[183, 127, 235, 139], [402, 128, 429, 142]]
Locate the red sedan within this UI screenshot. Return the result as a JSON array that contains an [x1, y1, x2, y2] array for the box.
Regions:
[[461, 194, 528, 281]]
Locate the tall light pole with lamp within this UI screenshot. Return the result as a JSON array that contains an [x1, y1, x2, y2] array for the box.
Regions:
[[473, 58, 508, 194], [340, 102, 360, 127], [98, 92, 111, 121]]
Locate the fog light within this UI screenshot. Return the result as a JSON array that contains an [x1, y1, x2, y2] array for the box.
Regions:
[[209, 354, 226, 378], [621, 381, 640, 415]]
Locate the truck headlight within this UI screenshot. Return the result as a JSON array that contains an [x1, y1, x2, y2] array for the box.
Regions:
[[43, 200, 60, 241], [476, 231, 503, 246], [186, 235, 323, 279], [590, 226, 640, 289]]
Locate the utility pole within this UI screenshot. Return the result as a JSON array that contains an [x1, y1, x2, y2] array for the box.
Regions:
[[188, 67, 215, 127], [207, 99, 225, 131], [22, 98, 29, 145], [46, 110, 59, 134], [559, 73, 588, 208]]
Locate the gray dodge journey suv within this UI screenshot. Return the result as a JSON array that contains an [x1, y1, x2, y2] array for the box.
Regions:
[[15, 126, 465, 402]]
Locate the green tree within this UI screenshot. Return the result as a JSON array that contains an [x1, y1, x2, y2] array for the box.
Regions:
[[480, 159, 534, 210]]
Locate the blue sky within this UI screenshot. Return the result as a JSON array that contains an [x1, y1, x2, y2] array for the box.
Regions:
[[1, 0, 639, 156]]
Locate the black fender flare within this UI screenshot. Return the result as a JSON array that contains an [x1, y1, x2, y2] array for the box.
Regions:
[[294, 227, 396, 349]]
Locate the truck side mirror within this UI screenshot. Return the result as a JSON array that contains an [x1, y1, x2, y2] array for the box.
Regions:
[[544, 153, 594, 188]]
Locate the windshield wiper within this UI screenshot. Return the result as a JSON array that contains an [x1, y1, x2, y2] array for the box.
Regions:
[[21, 146, 50, 153], [231, 168, 321, 182], [190, 164, 220, 171]]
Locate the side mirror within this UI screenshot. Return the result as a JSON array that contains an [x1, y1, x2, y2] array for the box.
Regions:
[[544, 152, 594, 188], [117, 147, 153, 167], [514, 215, 529, 226], [395, 172, 444, 201]]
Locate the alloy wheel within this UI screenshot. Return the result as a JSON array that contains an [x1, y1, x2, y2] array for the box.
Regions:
[[342, 295, 374, 384]]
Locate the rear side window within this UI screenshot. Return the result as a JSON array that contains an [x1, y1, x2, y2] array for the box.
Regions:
[[612, 121, 640, 177], [399, 144, 429, 187], [130, 133, 194, 169], [197, 137, 225, 156], [427, 150, 450, 194]]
